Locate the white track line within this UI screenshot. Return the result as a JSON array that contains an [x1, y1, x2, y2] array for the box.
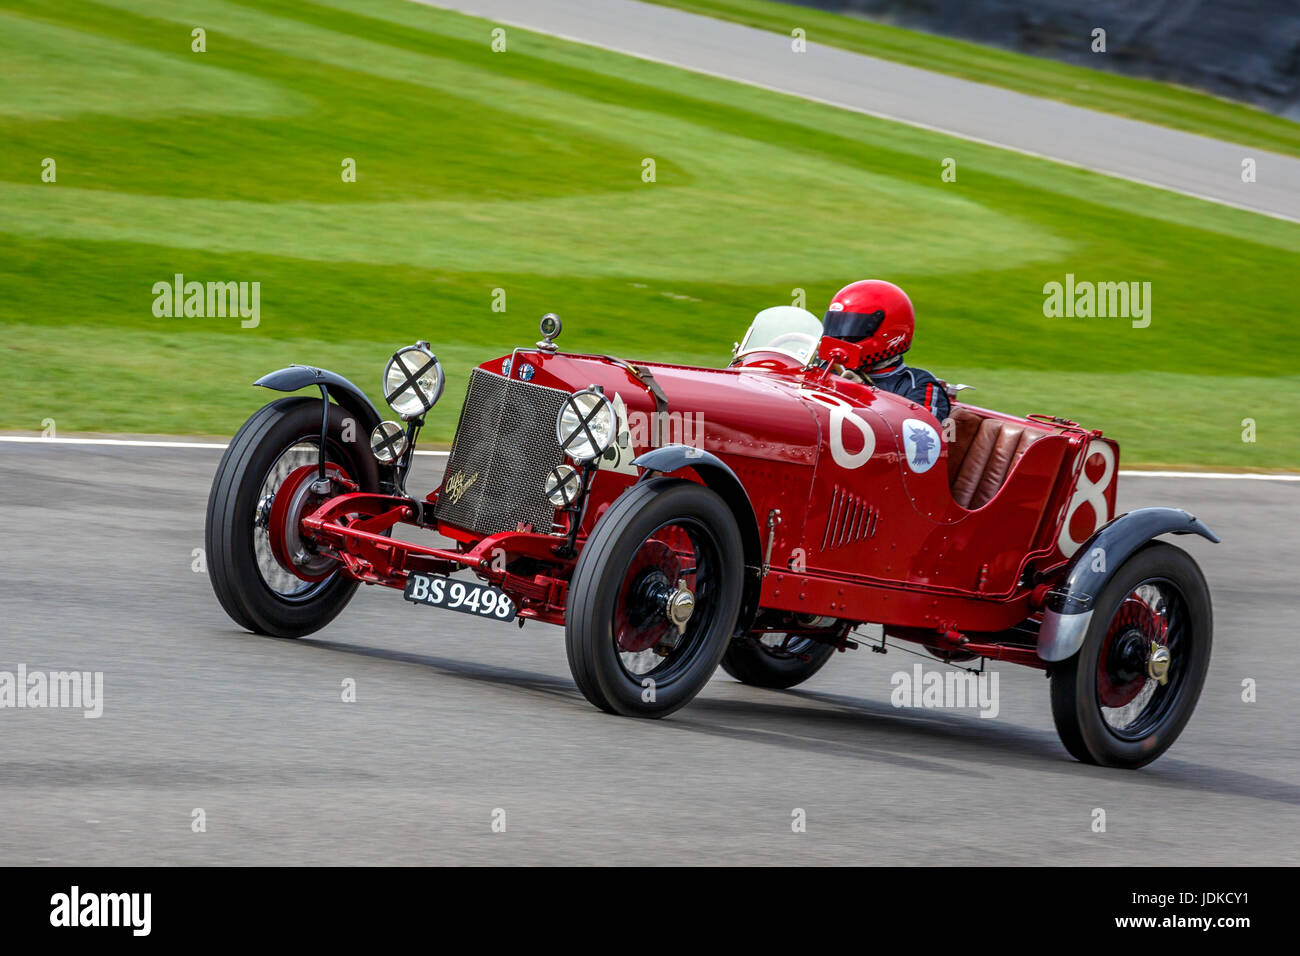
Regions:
[[3, 435, 1294, 478], [1118, 470, 1300, 481], [1, 436, 233, 450], [0, 435, 448, 456]]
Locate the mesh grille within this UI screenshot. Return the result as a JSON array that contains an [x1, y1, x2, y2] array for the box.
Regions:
[[436, 367, 568, 535]]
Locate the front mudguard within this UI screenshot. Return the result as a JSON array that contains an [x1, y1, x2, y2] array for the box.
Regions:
[[255, 365, 396, 487], [1037, 508, 1219, 662], [254, 365, 383, 437]]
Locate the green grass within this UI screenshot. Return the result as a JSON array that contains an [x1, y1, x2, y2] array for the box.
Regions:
[[0, 0, 1297, 468], [649, 0, 1300, 159]]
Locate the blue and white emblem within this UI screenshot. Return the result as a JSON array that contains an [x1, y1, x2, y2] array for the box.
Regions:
[[901, 418, 941, 474]]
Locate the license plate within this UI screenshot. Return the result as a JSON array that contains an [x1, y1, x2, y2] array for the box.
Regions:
[[403, 572, 517, 623]]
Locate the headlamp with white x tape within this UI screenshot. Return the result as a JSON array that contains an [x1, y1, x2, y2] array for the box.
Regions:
[[369, 420, 409, 464], [383, 343, 445, 420], [555, 386, 617, 463], [543, 464, 583, 507]]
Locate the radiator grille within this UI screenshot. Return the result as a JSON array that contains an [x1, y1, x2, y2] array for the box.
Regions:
[[821, 485, 878, 550], [436, 368, 569, 535]]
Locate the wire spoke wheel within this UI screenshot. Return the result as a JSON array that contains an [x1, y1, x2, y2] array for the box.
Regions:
[[566, 479, 744, 718], [1097, 581, 1187, 739], [1050, 542, 1212, 768], [720, 625, 839, 689], [205, 398, 379, 638]]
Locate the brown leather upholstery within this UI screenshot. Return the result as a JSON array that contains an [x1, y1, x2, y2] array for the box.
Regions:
[[946, 408, 984, 483], [947, 408, 1049, 510]]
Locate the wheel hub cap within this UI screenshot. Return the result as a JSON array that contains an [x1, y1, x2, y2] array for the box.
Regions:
[[1147, 642, 1172, 685], [664, 579, 695, 634]]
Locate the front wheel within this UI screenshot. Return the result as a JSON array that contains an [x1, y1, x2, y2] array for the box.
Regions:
[[1050, 542, 1212, 768], [205, 397, 379, 638], [565, 479, 744, 718]]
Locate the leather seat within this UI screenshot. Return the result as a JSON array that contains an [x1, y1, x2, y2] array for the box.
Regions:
[[946, 407, 1049, 510]]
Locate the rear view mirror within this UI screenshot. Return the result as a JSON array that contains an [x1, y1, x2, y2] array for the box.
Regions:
[[817, 336, 863, 369]]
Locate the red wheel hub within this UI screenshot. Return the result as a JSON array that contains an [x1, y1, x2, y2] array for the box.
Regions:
[[267, 462, 351, 582], [614, 539, 682, 653], [1098, 594, 1168, 708]]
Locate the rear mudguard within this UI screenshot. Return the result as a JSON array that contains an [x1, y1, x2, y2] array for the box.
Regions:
[[1037, 507, 1219, 662], [254, 365, 383, 438]]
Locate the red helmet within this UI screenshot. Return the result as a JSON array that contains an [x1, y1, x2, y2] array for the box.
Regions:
[[823, 280, 915, 367]]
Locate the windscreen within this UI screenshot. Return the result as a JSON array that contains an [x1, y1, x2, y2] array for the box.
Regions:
[[736, 307, 823, 364]]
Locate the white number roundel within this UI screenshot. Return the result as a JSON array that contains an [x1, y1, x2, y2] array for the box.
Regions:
[[1058, 440, 1115, 556], [804, 390, 875, 469]]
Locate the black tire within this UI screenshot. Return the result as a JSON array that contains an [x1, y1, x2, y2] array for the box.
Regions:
[[1050, 542, 1212, 768], [205, 397, 379, 638], [565, 479, 744, 718], [721, 635, 836, 689]]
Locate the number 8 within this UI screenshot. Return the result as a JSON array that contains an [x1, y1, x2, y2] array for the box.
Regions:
[[1058, 440, 1114, 557]]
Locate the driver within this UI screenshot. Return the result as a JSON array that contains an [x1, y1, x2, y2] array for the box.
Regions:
[[823, 280, 950, 423]]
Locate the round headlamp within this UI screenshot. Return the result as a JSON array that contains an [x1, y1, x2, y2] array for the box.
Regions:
[[383, 344, 444, 420], [544, 464, 582, 507], [369, 420, 408, 464], [556, 387, 616, 462]]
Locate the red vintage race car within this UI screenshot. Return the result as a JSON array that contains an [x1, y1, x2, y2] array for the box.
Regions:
[[206, 309, 1217, 768]]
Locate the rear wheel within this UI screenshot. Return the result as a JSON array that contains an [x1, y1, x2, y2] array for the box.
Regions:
[[205, 398, 378, 638], [565, 479, 744, 718], [721, 632, 837, 689], [1050, 542, 1212, 768]]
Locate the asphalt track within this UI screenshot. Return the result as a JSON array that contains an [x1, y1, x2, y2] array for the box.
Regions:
[[2, 441, 1297, 865], [420, 0, 1300, 223]]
